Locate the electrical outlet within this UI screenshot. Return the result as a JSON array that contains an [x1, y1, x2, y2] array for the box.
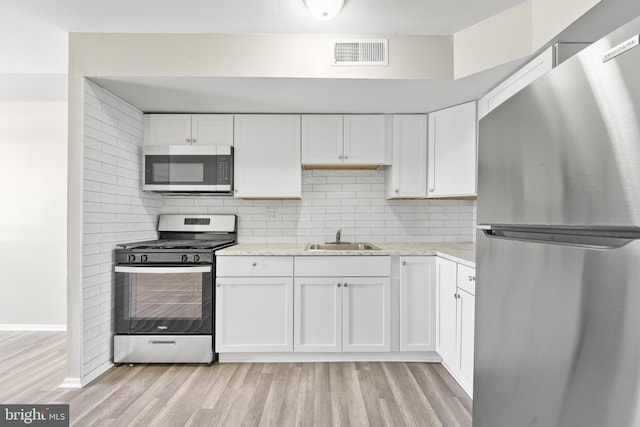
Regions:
[[266, 208, 278, 220]]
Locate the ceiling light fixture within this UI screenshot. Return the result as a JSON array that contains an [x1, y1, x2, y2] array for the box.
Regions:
[[304, 0, 345, 21]]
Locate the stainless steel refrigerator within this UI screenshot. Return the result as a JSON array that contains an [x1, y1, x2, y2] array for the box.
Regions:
[[475, 15, 640, 427]]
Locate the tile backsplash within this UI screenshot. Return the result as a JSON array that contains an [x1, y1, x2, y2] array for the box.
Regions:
[[82, 80, 161, 381], [162, 169, 476, 243]]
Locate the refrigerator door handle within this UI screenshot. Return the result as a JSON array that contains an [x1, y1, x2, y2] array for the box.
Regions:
[[483, 228, 636, 250]]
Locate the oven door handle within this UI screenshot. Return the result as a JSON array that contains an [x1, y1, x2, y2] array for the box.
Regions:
[[114, 266, 212, 274]]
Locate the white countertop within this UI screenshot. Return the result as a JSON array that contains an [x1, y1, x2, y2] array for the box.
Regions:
[[217, 242, 476, 267]]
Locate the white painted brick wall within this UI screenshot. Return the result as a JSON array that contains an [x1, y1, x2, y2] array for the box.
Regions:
[[162, 170, 477, 244], [82, 80, 161, 380]]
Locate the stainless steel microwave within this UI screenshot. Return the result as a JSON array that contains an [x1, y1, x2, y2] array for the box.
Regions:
[[142, 145, 233, 193]]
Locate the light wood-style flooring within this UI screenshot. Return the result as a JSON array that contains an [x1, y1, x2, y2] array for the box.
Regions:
[[0, 331, 471, 426]]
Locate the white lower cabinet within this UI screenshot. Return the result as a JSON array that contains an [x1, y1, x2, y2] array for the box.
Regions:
[[294, 277, 391, 352], [436, 258, 458, 364], [436, 257, 476, 396], [458, 288, 475, 388], [216, 256, 294, 352], [399, 256, 436, 352], [294, 256, 391, 353], [342, 277, 391, 352], [294, 278, 342, 352], [216, 277, 293, 352]]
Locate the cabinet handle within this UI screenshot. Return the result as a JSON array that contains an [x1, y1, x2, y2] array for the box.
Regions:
[[395, 189, 399, 193], [192, 138, 197, 144], [469, 275, 475, 282], [216, 283, 221, 287], [402, 261, 407, 266], [337, 283, 342, 287], [429, 188, 435, 192], [454, 293, 458, 299], [344, 283, 348, 287], [344, 155, 348, 160], [338, 155, 344, 160], [252, 262, 257, 267], [185, 138, 190, 143]]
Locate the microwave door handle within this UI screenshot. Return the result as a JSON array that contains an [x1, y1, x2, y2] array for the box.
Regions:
[[114, 266, 212, 274]]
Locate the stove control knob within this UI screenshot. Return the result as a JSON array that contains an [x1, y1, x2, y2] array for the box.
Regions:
[[128, 254, 136, 263], [141, 255, 148, 263], [181, 254, 189, 263], [193, 255, 200, 263]]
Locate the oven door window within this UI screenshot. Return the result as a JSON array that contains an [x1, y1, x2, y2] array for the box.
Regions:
[[145, 155, 218, 185], [115, 265, 213, 334]]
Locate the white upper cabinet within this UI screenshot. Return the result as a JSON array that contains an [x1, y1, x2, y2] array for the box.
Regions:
[[301, 115, 390, 166], [301, 115, 343, 164], [191, 115, 234, 145], [427, 101, 477, 198], [478, 47, 554, 119], [386, 115, 428, 199], [343, 115, 389, 165], [143, 114, 233, 146], [233, 114, 302, 199]]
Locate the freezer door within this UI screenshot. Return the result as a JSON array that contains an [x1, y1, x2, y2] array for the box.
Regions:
[[474, 231, 640, 427], [477, 16, 640, 227]]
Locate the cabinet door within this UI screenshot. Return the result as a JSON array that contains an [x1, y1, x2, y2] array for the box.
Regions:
[[386, 115, 428, 198], [458, 289, 475, 393], [399, 257, 436, 352], [478, 47, 553, 119], [233, 115, 301, 198], [427, 101, 477, 198], [436, 257, 458, 366], [301, 115, 343, 165], [294, 278, 342, 352], [215, 277, 293, 352], [143, 114, 192, 145], [343, 115, 388, 165], [191, 115, 234, 146], [342, 277, 391, 352]]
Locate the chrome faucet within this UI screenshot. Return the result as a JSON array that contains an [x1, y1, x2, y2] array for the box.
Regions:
[[336, 229, 342, 244]]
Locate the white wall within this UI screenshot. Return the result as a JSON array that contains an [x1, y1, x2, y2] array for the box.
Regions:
[[80, 80, 161, 384], [0, 102, 67, 328], [164, 170, 475, 243]]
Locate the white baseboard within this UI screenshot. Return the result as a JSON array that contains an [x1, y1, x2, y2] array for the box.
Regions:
[[218, 351, 442, 363], [81, 362, 114, 387], [0, 324, 66, 331], [59, 378, 82, 389], [58, 362, 114, 389], [441, 360, 473, 398]]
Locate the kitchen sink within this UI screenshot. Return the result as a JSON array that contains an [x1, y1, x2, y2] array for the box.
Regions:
[[305, 242, 380, 251]]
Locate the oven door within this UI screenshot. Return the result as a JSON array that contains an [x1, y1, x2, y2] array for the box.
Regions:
[[114, 264, 213, 334]]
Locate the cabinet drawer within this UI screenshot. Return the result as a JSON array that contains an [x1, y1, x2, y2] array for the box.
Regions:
[[217, 256, 294, 277], [295, 256, 391, 277], [457, 264, 476, 295]]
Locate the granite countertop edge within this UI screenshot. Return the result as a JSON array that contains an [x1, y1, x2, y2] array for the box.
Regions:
[[217, 242, 476, 267]]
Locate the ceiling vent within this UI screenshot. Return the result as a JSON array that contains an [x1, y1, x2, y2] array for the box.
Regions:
[[331, 39, 388, 66]]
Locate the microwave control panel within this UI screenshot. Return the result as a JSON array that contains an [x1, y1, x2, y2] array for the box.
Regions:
[[216, 155, 233, 186]]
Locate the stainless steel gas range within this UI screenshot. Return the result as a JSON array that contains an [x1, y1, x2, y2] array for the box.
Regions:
[[113, 214, 237, 364]]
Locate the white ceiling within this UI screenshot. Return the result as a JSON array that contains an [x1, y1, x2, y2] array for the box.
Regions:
[[2, 0, 640, 112], [2, 0, 526, 73]]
